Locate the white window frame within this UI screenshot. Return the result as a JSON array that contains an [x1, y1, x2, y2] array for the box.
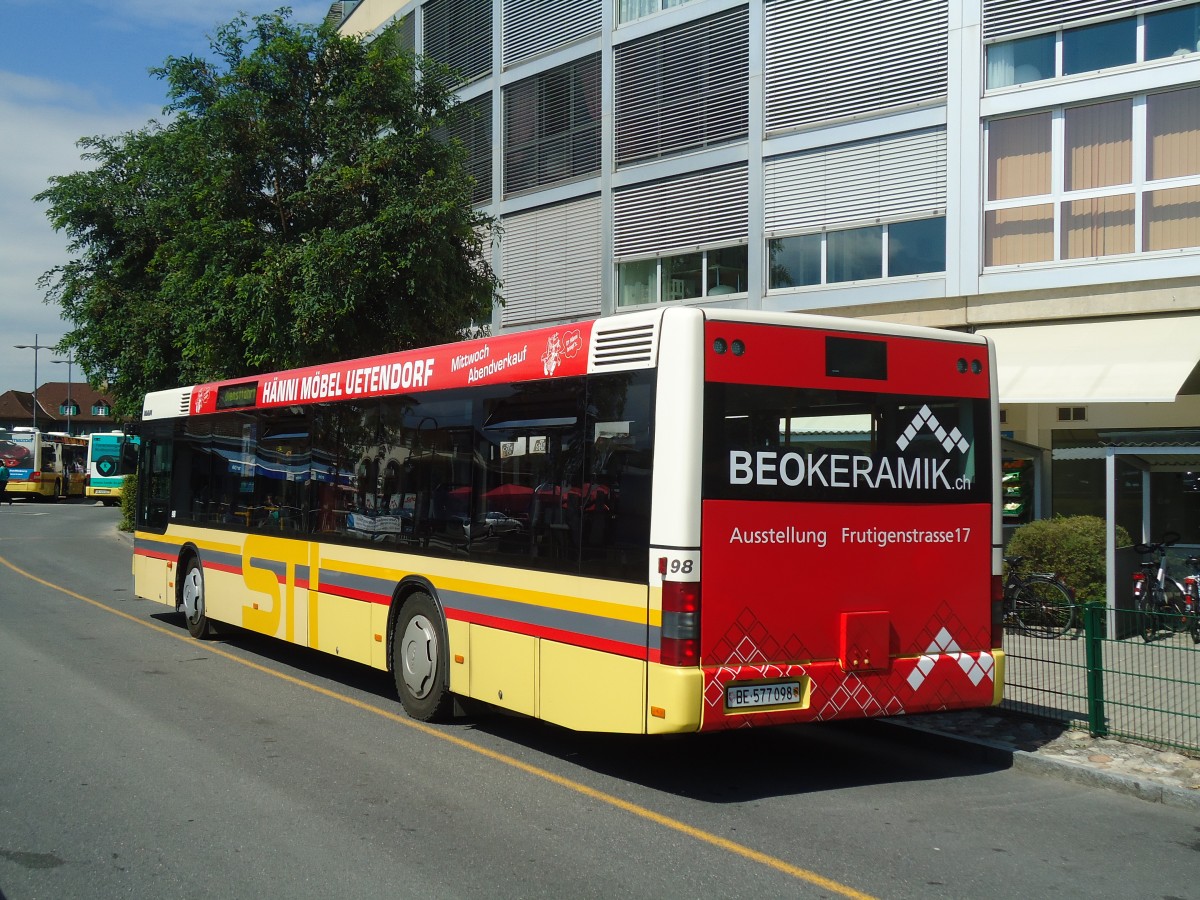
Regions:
[[766, 216, 947, 291], [616, 243, 749, 308], [982, 90, 1200, 268], [984, 3, 1200, 92]]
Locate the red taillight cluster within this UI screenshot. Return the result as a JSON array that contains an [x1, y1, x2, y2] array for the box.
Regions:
[[1132, 571, 1147, 599], [660, 579, 700, 667], [990, 574, 1004, 650]]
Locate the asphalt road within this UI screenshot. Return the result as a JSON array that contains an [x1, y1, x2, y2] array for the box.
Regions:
[[1, 501, 1197, 900]]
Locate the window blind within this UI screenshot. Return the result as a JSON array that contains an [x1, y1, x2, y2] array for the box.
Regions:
[[764, 0, 948, 133], [613, 165, 748, 258], [504, 54, 601, 195], [501, 196, 603, 326], [764, 129, 946, 233], [424, 0, 492, 83], [614, 7, 749, 166], [504, 0, 602, 66], [392, 12, 415, 54], [447, 94, 493, 206]]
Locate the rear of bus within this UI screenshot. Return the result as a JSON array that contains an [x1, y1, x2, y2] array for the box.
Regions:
[[653, 310, 1001, 732]]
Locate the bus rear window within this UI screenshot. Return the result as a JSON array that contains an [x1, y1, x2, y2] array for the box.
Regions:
[[703, 384, 991, 504]]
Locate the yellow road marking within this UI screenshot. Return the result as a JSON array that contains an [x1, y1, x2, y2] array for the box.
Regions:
[[0, 553, 876, 900]]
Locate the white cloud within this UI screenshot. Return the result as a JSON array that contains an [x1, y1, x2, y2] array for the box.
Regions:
[[0, 71, 158, 394], [0, 1, 351, 396]]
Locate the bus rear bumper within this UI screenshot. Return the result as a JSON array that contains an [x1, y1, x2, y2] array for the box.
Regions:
[[694, 650, 1004, 732]]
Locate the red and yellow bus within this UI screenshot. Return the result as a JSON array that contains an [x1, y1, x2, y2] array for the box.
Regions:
[[0, 428, 87, 500], [132, 308, 1002, 733]]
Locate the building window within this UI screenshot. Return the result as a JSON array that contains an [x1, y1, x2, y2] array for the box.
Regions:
[[619, 0, 697, 24], [614, 8, 748, 166], [985, 3, 1199, 90], [60, 402, 80, 417], [1146, 4, 1200, 60], [768, 217, 946, 289], [827, 227, 882, 282], [423, 0, 491, 84], [617, 245, 748, 307], [92, 403, 111, 416], [446, 94, 492, 206], [985, 32, 1054, 89], [1062, 18, 1136, 76], [391, 12, 415, 54], [983, 88, 1200, 266], [504, 55, 600, 195]]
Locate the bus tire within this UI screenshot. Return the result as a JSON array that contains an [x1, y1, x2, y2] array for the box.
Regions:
[[393, 591, 453, 722], [180, 557, 215, 639]]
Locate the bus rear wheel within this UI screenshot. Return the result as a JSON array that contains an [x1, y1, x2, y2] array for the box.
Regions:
[[393, 591, 453, 722], [180, 558, 215, 639]]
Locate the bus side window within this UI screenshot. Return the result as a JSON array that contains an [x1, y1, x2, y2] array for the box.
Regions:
[[580, 371, 654, 581]]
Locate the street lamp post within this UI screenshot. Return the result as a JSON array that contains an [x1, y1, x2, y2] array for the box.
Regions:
[[51, 356, 77, 436], [12, 334, 54, 432]]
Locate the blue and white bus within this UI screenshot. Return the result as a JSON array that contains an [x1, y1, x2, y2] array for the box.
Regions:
[[85, 431, 139, 505]]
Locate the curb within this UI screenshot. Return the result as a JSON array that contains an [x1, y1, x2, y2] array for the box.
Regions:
[[888, 719, 1200, 813], [1012, 750, 1200, 813]]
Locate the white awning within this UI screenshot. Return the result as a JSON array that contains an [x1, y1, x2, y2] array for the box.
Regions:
[[977, 315, 1200, 404]]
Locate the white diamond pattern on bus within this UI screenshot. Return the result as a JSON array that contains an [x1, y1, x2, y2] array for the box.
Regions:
[[907, 627, 959, 692], [905, 625, 995, 693], [958, 651, 995, 686], [896, 404, 970, 453]]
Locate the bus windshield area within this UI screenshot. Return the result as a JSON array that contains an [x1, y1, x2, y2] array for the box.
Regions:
[[703, 383, 991, 504]]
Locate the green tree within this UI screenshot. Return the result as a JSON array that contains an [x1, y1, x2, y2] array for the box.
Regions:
[[37, 9, 497, 418]]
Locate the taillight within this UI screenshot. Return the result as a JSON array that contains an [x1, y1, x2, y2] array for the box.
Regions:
[[1132, 571, 1147, 599], [990, 574, 1004, 650], [660, 580, 700, 667]]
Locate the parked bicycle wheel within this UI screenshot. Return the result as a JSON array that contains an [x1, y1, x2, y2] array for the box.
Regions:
[[1162, 584, 1192, 635], [1137, 590, 1158, 643], [1013, 577, 1074, 637]]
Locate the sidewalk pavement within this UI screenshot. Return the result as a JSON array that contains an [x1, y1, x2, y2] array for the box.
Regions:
[[888, 707, 1200, 813]]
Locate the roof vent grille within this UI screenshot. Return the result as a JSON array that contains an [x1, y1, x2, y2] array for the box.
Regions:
[[591, 321, 657, 370]]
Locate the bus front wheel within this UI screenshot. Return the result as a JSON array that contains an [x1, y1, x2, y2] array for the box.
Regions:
[[180, 558, 215, 639], [393, 591, 452, 722]]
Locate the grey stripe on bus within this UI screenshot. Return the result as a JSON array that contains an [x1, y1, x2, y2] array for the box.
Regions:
[[439, 588, 652, 648]]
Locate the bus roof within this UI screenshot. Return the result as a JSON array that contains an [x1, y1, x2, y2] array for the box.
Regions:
[[143, 308, 989, 421]]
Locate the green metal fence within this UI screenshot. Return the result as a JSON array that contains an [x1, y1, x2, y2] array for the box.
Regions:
[[1000, 602, 1200, 755]]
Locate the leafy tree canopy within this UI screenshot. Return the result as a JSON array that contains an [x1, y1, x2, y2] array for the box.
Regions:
[[37, 8, 497, 419]]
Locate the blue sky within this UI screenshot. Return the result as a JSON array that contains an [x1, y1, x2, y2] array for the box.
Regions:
[[0, 0, 328, 400]]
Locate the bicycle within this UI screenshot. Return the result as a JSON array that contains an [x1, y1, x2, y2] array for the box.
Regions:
[[1002, 555, 1076, 637], [1131, 532, 1192, 642], [1182, 554, 1200, 645]]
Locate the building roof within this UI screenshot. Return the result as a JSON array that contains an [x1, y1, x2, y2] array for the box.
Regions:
[[0, 381, 118, 432]]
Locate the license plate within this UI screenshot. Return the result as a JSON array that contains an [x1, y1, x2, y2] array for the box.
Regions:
[[95, 489, 110, 494], [725, 681, 802, 710]]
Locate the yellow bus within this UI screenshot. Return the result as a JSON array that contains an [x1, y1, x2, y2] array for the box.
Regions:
[[0, 428, 86, 500], [132, 308, 1002, 733]]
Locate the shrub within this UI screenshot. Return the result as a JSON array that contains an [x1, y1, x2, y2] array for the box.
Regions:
[[119, 473, 136, 532], [1006, 515, 1131, 603]]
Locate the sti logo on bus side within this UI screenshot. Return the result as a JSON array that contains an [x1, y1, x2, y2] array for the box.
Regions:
[[729, 406, 973, 492]]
